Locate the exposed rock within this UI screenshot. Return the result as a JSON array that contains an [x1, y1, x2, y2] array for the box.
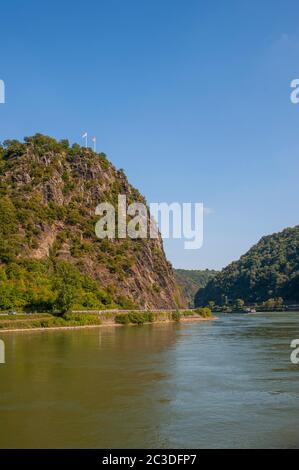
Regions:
[[0, 134, 185, 309]]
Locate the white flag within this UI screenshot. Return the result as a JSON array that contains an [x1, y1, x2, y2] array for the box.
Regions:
[[82, 132, 87, 138]]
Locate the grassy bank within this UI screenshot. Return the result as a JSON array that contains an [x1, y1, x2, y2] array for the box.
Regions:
[[0, 308, 213, 331], [0, 312, 102, 330]]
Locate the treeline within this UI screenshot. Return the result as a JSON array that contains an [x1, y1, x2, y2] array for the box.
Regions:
[[175, 269, 218, 307], [0, 259, 135, 313], [206, 297, 285, 313], [195, 226, 299, 307]]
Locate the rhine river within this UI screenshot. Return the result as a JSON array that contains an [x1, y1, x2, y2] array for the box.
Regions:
[[0, 312, 298, 448]]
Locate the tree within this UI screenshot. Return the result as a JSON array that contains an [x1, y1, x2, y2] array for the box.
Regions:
[[275, 297, 284, 309], [53, 262, 79, 314], [54, 283, 76, 315], [195, 226, 299, 306], [235, 299, 245, 311]]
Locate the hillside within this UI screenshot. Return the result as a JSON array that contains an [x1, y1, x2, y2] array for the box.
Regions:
[[175, 269, 218, 307], [0, 134, 184, 312], [195, 226, 299, 306]]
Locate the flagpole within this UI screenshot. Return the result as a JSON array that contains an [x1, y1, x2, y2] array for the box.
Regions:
[[82, 132, 88, 148]]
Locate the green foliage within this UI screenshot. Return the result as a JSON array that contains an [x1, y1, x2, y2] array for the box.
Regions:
[[0, 259, 121, 312], [116, 296, 136, 310], [53, 262, 78, 314], [193, 307, 213, 318], [0, 133, 177, 313], [152, 283, 161, 293], [172, 310, 181, 322], [128, 313, 147, 324], [195, 226, 299, 306], [0, 312, 102, 330], [175, 269, 218, 307], [0, 196, 18, 235], [235, 299, 245, 311], [62, 312, 102, 325], [177, 308, 212, 318], [259, 297, 284, 311], [115, 313, 131, 324], [0, 261, 55, 311], [115, 312, 155, 325]]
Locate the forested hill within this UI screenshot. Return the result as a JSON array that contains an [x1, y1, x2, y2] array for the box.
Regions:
[[175, 269, 218, 307], [195, 226, 299, 307], [0, 134, 184, 312]]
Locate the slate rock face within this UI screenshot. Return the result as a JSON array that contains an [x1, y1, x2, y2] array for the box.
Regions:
[[0, 134, 185, 309]]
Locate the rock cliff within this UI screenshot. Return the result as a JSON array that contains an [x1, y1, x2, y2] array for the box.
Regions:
[[0, 134, 184, 311]]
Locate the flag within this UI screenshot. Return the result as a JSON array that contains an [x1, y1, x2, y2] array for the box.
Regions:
[[82, 132, 87, 138]]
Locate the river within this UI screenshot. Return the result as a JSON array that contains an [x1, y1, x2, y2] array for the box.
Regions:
[[0, 312, 298, 448]]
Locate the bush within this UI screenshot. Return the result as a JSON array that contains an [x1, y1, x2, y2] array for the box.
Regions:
[[180, 310, 195, 317], [63, 313, 101, 326], [115, 312, 155, 325], [115, 313, 130, 324], [0, 312, 102, 330], [194, 307, 212, 318], [116, 296, 137, 310], [172, 311, 181, 322], [147, 312, 155, 322]]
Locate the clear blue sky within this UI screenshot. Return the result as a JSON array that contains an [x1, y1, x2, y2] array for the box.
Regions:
[[1, 0, 299, 269]]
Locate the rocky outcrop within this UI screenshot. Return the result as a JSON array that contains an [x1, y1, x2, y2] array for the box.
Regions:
[[0, 134, 185, 309]]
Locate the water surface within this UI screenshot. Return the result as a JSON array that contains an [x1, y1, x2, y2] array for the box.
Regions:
[[0, 312, 299, 448]]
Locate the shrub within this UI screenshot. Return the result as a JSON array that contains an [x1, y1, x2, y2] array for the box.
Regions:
[[180, 310, 195, 317], [115, 313, 130, 324], [63, 313, 101, 326], [115, 312, 155, 325], [128, 313, 146, 324], [116, 296, 137, 310], [147, 312, 155, 322], [194, 307, 212, 318], [172, 310, 181, 322]]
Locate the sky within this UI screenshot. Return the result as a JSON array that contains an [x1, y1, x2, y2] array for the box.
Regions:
[[1, 0, 299, 269]]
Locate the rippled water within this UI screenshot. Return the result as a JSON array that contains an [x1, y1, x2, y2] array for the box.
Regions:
[[0, 312, 299, 448]]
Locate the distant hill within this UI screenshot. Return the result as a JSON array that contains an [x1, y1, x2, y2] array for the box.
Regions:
[[195, 226, 299, 307], [175, 269, 218, 307], [0, 134, 184, 312]]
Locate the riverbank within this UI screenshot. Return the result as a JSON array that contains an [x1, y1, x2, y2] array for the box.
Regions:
[[0, 316, 214, 334], [0, 308, 214, 333]]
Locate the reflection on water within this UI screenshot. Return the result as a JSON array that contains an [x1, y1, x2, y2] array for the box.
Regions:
[[0, 313, 299, 448]]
